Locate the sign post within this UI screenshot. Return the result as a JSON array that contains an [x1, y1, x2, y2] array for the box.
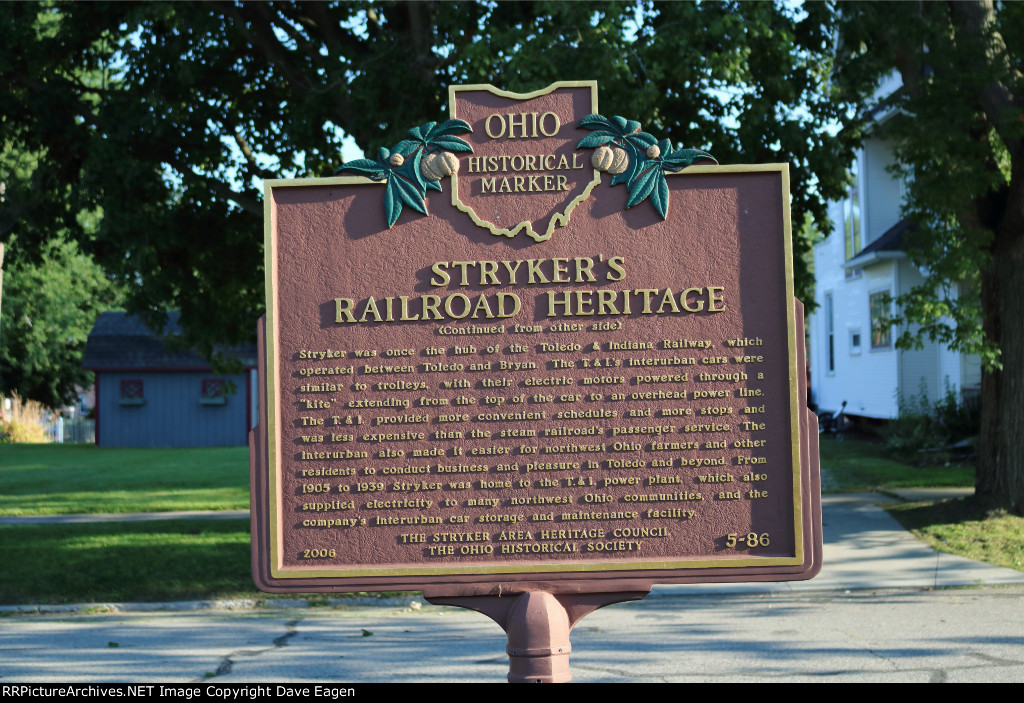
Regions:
[[251, 82, 821, 682]]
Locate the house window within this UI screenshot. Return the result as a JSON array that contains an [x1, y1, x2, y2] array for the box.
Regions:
[[869, 291, 892, 349], [849, 329, 862, 355], [844, 159, 862, 261], [200, 379, 228, 405], [825, 293, 835, 373], [119, 379, 145, 406]]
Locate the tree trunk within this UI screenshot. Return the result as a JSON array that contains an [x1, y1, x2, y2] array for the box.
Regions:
[[977, 211, 1024, 515]]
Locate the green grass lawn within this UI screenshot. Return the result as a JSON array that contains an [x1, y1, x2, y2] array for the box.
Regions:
[[0, 520, 256, 604], [887, 498, 1024, 572], [818, 435, 974, 492], [0, 444, 250, 515]]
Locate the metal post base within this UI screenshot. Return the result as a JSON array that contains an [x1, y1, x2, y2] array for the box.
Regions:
[[505, 591, 571, 683], [424, 587, 650, 682]]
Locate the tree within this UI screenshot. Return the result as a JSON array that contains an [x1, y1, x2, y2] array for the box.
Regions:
[[833, 0, 1024, 513], [0, 131, 126, 409], [0, 234, 123, 408], [1, 1, 859, 361]]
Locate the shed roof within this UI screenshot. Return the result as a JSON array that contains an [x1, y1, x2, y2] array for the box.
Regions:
[[82, 311, 257, 371]]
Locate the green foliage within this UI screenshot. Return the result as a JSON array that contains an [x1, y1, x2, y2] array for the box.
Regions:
[[0, 235, 122, 408], [0, 1, 857, 354], [833, 2, 1024, 371], [833, 1, 1024, 512], [883, 382, 981, 459]]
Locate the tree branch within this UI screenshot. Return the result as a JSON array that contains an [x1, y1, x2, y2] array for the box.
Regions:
[[65, 74, 113, 95], [204, 178, 262, 217], [210, 1, 314, 95], [210, 2, 363, 134], [947, 0, 1021, 157], [284, 3, 368, 60], [232, 131, 277, 179], [259, 5, 317, 57], [165, 157, 262, 216]]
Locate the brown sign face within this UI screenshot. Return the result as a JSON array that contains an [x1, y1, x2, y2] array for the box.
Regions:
[[252, 82, 820, 593]]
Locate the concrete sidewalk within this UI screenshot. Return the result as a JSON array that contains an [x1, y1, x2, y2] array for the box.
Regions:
[[2, 588, 1022, 683]]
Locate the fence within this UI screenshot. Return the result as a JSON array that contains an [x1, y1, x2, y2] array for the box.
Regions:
[[43, 416, 96, 444]]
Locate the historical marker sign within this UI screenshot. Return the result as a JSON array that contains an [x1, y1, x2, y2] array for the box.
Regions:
[[251, 82, 821, 594]]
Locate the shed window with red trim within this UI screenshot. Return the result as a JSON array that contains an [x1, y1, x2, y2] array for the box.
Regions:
[[119, 379, 145, 406], [201, 379, 227, 405]]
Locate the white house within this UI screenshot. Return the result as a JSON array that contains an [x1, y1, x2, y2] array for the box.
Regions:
[[809, 77, 980, 419]]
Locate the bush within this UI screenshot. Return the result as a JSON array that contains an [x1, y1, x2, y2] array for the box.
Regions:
[[933, 386, 981, 442], [883, 381, 980, 460], [0, 394, 50, 443]]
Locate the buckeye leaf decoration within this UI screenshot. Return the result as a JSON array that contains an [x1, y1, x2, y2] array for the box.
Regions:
[[576, 115, 716, 219], [335, 119, 473, 228]]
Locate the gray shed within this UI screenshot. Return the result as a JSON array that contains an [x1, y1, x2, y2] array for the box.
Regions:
[[82, 312, 258, 447]]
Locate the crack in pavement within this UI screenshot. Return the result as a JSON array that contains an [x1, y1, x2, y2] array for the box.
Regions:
[[968, 651, 1022, 667], [273, 620, 300, 648], [192, 618, 301, 682], [865, 647, 900, 669]]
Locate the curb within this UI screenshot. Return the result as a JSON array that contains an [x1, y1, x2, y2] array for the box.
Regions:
[[0, 596, 427, 616]]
